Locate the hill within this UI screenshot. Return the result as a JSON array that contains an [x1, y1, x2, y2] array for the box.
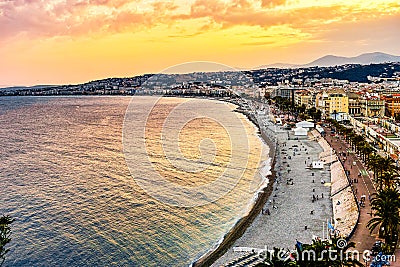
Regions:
[[259, 52, 400, 69]]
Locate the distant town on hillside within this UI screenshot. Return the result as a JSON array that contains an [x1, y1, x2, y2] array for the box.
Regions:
[[1, 61, 399, 97]]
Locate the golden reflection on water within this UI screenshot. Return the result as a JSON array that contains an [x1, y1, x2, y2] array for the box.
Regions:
[[144, 97, 266, 191], [0, 96, 269, 266]]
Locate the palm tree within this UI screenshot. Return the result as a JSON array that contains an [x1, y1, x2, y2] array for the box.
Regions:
[[380, 157, 395, 172], [363, 145, 374, 163], [375, 157, 396, 186], [367, 154, 382, 181], [330, 238, 363, 267], [355, 141, 369, 162], [379, 169, 399, 190], [296, 238, 363, 267], [342, 128, 352, 141], [349, 134, 363, 152], [367, 188, 400, 246], [352, 135, 365, 154]]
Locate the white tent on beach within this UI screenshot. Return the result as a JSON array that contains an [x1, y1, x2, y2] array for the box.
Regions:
[[312, 161, 324, 169], [294, 127, 308, 136], [296, 121, 315, 129]]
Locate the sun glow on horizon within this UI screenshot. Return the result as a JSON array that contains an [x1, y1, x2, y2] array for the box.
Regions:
[[0, 0, 399, 85]]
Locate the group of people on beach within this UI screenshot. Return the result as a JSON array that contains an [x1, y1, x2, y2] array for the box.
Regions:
[[311, 192, 324, 202]]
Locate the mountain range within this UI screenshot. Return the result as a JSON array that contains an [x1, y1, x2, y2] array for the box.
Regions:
[[257, 52, 400, 69]]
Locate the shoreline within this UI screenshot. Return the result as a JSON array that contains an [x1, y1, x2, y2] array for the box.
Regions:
[[192, 103, 277, 267], [212, 118, 335, 266], [10, 94, 274, 267]]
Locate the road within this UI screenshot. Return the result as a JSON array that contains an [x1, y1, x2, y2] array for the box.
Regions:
[[324, 128, 379, 255]]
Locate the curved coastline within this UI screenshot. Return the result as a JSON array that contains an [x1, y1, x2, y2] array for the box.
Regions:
[[192, 103, 277, 267]]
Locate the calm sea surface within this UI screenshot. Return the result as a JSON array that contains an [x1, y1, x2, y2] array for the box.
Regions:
[[0, 96, 269, 267]]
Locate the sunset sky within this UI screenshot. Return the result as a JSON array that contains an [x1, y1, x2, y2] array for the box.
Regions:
[[0, 0, 399, 86]]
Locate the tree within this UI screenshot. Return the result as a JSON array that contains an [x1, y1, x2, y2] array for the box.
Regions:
[[307, 107, 317, 118], [298, 104, 307, 115], [395, 113, 400, 123], [274, 96, 292, 111], [314, 110, 322, 121], [379, 170, 399, 190], [351, 135, 364, 153], [367, 154, 383, 181], [356, 141, 374, 163], [256, 239, 363, 267], [367, 188, 400, 247], [380, 157, 395, 174], [332, 110, 339, 121], [0, 216, 14, 267], [296, 238, 363, 267]]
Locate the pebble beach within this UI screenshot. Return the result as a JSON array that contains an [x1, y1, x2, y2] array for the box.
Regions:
[[212, 126, 335, 266]]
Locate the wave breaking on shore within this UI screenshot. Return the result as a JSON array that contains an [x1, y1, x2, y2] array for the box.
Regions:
[[191, 104, 276, 267]]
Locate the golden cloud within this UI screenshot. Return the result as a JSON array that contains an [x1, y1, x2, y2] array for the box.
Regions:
[[0, 0, 399, 41]]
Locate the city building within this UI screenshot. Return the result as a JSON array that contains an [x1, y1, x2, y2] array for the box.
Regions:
[[324, 91, 349, 120], [360, 98, 385, 118], [382, 94, 400, 118], [294, 90, 311, 107], [347, 92, 361, 116]]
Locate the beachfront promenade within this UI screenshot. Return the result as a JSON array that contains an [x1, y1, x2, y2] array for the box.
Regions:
[[322, 128, 400, 266], [213, 126, 334, 266], [324, 127, 400, 266], [324, 129, 378, 251], [310, 130, 359, 239]]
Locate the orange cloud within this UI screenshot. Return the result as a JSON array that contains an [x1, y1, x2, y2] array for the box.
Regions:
[[0, 0, 399, 86], [1, 0, 399, 41]]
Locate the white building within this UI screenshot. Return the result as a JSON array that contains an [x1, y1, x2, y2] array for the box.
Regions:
[[296, 121, 315, 129], [294, 127, 308, 136]]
